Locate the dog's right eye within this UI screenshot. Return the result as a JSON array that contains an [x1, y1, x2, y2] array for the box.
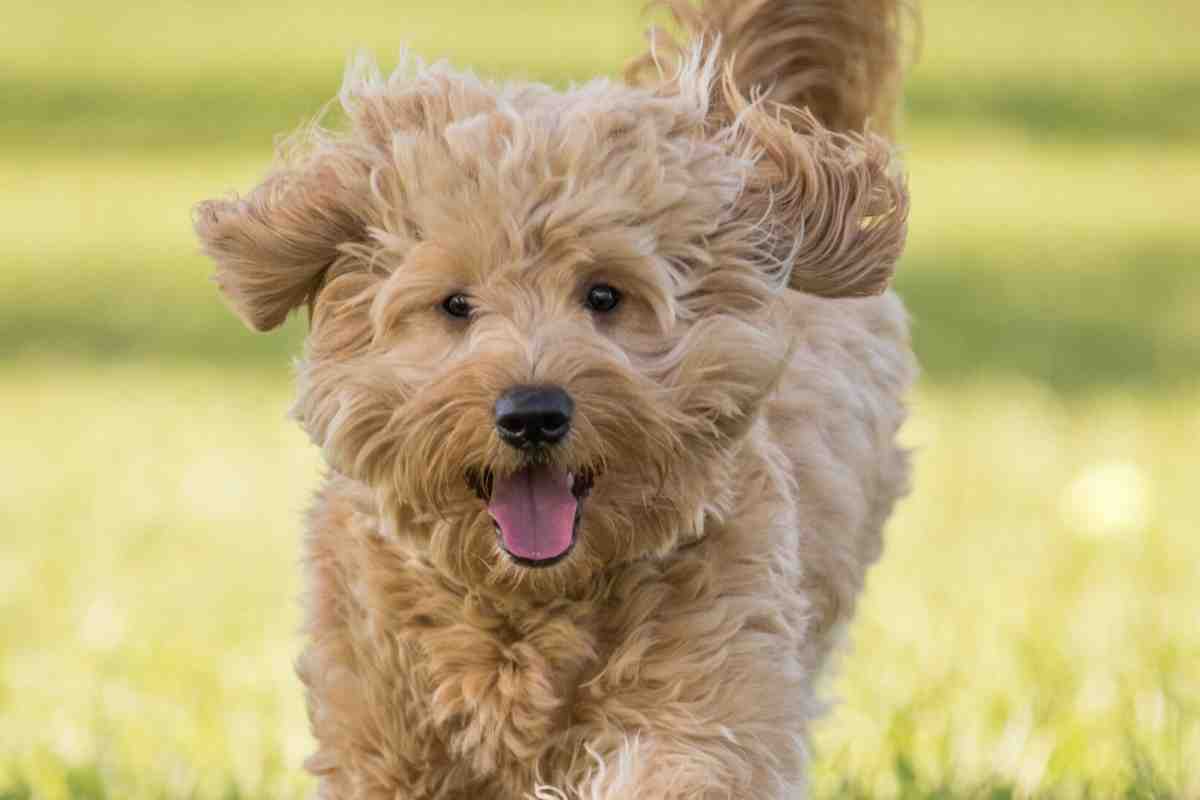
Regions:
[[585, 284, 622, 313], [441, 293, 473, 319]]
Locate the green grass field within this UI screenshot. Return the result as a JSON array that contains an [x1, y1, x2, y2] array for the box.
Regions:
[[2, 1, 1198, 797]]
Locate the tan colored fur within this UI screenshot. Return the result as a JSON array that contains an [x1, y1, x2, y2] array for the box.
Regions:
[[629, 0, 911, 135], [194, 1, 915, 797]]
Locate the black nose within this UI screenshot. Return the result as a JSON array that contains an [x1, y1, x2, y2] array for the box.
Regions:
[[494, 385, 574, 448]]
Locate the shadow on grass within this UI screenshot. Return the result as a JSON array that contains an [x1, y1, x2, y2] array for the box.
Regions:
[[1, 65, 578, 155], [0, 763, 105, 800], [821, 761, 1024, 799], [0, 766, 285, 800], [1, 237, 1197, 394], [4, 72, 1199, 155], [0, 274, 307, 371], [896, 237, 1200, 392], [906, 73, 1200, 145]]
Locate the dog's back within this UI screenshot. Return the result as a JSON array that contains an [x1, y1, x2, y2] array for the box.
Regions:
[[636, 0, 916, 651]]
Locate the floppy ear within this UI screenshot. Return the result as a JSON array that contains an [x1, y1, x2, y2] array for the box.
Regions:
[[193, 147, 370, 332], [727, 83, 909, 298]]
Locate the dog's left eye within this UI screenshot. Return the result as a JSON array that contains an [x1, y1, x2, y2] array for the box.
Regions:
[[441, 293, 473, 319], [585, 284, 621, 313]]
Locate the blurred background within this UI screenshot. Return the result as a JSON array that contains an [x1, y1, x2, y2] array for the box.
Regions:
[[2, 1, 1197, 797]]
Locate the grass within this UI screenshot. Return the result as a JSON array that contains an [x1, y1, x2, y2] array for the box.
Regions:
[[3, 370, 1195, 798], [1, 0, 1198, 797]]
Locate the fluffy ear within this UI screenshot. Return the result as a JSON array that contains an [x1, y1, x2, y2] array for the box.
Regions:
[[193, 147, 370, 332], [729, 84, 910, 297], [627, 0, 912, 297]]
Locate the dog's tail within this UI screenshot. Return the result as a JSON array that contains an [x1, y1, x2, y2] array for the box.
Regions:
[[627, 0, 914, 136]]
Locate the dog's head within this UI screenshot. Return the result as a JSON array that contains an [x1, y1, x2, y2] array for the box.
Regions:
[[194, 52, 907, 596]]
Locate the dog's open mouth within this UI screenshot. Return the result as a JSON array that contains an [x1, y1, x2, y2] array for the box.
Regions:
[[467, 466, 595, 567]]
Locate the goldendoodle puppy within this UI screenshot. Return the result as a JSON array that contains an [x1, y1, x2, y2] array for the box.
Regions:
[[194, 1, 914, 796]]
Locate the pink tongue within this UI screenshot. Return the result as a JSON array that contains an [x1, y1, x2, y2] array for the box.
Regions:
[[488, 465, 577, 561]]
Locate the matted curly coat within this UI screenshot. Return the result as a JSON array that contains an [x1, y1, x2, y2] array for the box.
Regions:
[[194, 0, 915, 796]]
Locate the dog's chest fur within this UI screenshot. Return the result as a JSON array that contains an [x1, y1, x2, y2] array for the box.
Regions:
[[296, 464, 806, 799], [299, 478, 587, 796]]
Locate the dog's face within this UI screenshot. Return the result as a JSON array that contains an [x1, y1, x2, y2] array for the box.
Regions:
[[195, 56, 907, 596]]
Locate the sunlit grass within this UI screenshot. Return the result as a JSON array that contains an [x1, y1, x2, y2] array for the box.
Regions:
[[816, 380, 1200, 797], [7, 0, 1197, 83], [1, 368, 1196, 798], [6, 138, 1198, 259], [5, 1, 1199, 154], [0, 365, 316, 800]]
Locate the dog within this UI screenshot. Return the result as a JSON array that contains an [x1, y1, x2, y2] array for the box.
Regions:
[[194, 1, 914, 796]]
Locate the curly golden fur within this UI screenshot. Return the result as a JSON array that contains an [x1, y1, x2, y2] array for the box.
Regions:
[[193, 1, 916, 796]]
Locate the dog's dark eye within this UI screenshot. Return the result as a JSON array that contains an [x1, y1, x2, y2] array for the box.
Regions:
[[585, 284, 621, 313], [442, 293, 473, 319]]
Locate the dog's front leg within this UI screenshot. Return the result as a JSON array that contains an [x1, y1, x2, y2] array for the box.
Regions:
[[557, 726, 808, 800], [564, 629, 813, 796]]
